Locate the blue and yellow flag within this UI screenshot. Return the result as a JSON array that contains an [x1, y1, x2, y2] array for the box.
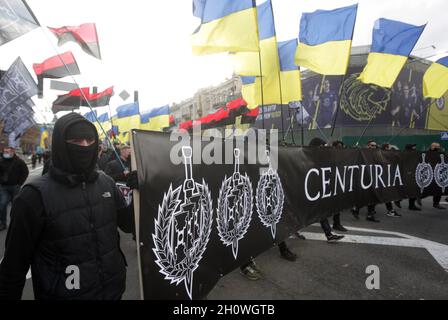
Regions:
[[140, 105, 170, 131], [39, 127, 49, 149], [423, 56, 448, 99], [358, 18, 426, 88], [96, 112, 111, 139], [278, 39, 302, 103], [192, 0, 259, 55], [114, 102, 140, 142], [241, 76, 262, 110], [295, 4, 357, 75]]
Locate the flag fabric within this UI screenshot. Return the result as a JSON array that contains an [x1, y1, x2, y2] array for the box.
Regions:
[[140, 105, 170, 131], [52, 87, 89, 113], [0, 0, 40, 46], [191, 0, 259, 55], [295, 4, 357, 75], [51, 86, 113, 113], [12, 113, 35, 139], [48, 23, 101, 59], [33, 51, 80, 98], [240, 106, 259, 124], [85, 86, 113, 107], [2, 99, 34, 134], [83, 110, 97, 123], [33, 51, 80, 78], [115, 102, 140, 141], [423, 56, 448, 99], [95, 112, 111, 139], [0, 57, 37, 118], [278, 39, 302, 103], [358, 18, 426, 88], [240, 76, 262, 110], [39, 127, 49, 149]]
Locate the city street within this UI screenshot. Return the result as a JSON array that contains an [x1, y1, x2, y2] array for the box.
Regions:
[[1, 165, 447, 300]]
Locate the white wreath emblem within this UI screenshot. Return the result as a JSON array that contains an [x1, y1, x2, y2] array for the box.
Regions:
[[217, 149, 253, 259], [152, 146, 213, 300], [256, 150, 284, 239], [435, 154, 448, 193], [415, 153, 434, 193]]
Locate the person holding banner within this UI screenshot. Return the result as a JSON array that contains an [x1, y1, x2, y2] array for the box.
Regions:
[[0, 113, 133, 300], [429, 142, 446, 210]]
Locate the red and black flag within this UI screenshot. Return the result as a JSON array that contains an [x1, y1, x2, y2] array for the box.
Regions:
[[51, 86, 113, 113], [33, 51, 80, 98], [0, 0, 40, 47], [86, 86, 113, 107], [240, 106, 259, 124], [48, 23, 101, 60], [52, 87, 89, 113]]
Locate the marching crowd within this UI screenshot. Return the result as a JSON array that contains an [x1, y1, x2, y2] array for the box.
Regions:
[[0, 112, 446, 298]]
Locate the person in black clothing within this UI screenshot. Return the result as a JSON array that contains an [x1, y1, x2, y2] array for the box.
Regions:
[[404, 144, 421, 211], [97, 143, 110, 171], [105, 144, 131, 182], [0, 113, 133, 300], [41, 150, 51, 176], [382, 143, 401, 218], [0, 147, 29, 231], [309, 138, 345, 241], [31, 151, 37, 169], [352, 140, 381, 222], [429, 142, 446, 210]]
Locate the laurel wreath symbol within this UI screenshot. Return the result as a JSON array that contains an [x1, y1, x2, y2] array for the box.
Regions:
[[435, 155, 448, 191], [415, 154, 434, 193], [152, 180, 213, 286], [256, 169, 284, 238], [216, 174, 253, 256]]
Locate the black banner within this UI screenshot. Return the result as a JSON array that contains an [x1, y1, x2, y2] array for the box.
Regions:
[[131, 130, 448, 300]]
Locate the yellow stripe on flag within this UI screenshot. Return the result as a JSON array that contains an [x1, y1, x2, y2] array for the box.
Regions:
[[140, 115, 170, 132], [231, 51, 260, 76], [280, 70, 302, 103], [192, 8, 259, 55], [423, 62, 448, 98], [358, 52, 407, 88], [241, 78, 262, 110], [295, 40, 352, 75]]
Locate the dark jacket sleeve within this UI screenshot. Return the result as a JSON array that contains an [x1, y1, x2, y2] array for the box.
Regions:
[[105, 160, 127, 183], [17, 159, 29, 186], [0, 187, 46, 300]]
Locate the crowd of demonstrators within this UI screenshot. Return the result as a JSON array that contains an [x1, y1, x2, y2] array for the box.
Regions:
[[0, 113, 137, 300], [0, 147, 29, 232]]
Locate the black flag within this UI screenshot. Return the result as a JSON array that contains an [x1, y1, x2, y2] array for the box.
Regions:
[[0, 0, 40, 46]]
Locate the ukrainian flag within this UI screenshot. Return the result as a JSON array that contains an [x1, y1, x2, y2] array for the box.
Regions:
[[114, 102, 140, 142], [192, 0, 259, 55], [241, 76, 262, 110], [423, 56, 448, 99], [39, 128, 49, 149], [295, 4, 357, 75], [278, 39, 302, 103], [96, 112, 111, 139], [83, 110, 97, 123], [140, 105, 170, 131], [358, 18, 426, 88]]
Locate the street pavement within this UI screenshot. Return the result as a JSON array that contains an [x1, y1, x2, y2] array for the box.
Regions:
[[1, 165, 448, 299]]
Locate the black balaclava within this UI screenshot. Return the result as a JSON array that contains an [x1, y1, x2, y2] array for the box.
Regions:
[[51, 113, 99, 179]]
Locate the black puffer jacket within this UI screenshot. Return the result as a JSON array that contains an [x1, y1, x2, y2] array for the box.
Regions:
[[0, 113, 131, 300], [0, 155, 29, 186]]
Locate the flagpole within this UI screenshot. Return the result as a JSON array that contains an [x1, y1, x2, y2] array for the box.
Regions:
[[388, 99, 438, 144], [269, 0, 285, 142], [37, 27, 126, 171]]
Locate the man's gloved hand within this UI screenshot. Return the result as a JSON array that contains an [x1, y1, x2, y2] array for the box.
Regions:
[[126, 170, 139, 190]]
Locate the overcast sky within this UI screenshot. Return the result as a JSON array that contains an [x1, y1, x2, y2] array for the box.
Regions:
[[1, 0, 447, 123]]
